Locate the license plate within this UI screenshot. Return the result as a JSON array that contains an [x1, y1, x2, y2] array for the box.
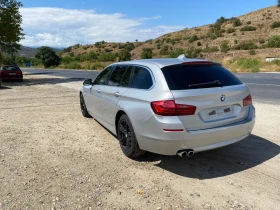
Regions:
[[9, 73, 16, 75], [207, 106, 234, 120]]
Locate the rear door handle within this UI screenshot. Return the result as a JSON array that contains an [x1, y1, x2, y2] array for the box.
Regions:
[[114, 92, 120, 97]]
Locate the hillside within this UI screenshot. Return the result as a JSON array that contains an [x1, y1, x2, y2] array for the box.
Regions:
[[17, 46, 37, 58], [58, 6, 280, 71]]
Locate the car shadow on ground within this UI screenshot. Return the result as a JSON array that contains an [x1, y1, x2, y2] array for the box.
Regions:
[[135, 134, 280, 179], [0, 85, 12, 90], [2, 77, 85, 87]]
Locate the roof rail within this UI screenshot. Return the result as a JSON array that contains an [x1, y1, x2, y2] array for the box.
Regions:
[[177, 54, 187, 60]]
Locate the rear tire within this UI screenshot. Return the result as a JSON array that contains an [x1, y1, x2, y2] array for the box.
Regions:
[[118, 114, 145, 158], [80, 93, 92, 118]]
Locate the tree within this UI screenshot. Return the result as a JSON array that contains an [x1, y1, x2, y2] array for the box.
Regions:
[[141, 48, 153, 59], [278, 0, 280, 7], [35, 46, 61, 68], [0, 0, 24, 54]]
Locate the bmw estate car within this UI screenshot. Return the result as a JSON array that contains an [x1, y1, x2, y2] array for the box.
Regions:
[[80, 55, 255, 158]]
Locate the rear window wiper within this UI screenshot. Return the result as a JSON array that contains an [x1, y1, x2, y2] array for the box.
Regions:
[[189, 80, 222, 88]]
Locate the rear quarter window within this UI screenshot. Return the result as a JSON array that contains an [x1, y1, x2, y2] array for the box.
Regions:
[[131, 67, 153, 90], [161, 64, 242, 90]]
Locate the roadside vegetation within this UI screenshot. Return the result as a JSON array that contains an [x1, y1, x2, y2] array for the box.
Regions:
[[2, 4, 280, 72]]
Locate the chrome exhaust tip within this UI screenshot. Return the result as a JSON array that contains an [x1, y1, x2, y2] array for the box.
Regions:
[[177, 151, 187, 158], [177, 149, 194, 158]]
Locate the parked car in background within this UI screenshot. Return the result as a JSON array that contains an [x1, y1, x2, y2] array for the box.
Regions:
[[0, 73, 2, 87], [79, 55, 255, 159], [0, 65, 23, 82]]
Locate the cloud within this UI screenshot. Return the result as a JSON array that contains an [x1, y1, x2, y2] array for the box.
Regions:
[[19, 7, 184, 47]]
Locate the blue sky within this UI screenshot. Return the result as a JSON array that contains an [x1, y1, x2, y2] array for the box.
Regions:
[[19, 0, 277, 47]]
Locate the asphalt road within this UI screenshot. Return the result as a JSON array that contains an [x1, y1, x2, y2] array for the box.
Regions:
[[22, 68, 280, 104]]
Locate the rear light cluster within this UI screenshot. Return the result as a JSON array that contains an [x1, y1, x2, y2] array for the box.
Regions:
[[151, 100, 196, 116], [243, 94, 252, 106]]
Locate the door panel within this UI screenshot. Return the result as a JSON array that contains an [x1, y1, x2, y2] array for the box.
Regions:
[[100, 86, 128, 125]]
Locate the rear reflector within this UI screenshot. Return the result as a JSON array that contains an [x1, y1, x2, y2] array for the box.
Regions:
[[243, 94, 252, 106], [163, 129, 184, 132], [151, 100, 196, 116]]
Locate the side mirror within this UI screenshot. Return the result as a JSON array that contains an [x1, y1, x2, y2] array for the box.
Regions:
[[83, 79, 93, 86]]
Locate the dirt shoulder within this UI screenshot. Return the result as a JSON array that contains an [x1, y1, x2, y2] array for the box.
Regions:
[[0, 75, 279, 210]]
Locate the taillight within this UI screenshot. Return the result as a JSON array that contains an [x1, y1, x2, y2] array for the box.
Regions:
[[151, 100, 196, 116], [243, 94, 252, 106]]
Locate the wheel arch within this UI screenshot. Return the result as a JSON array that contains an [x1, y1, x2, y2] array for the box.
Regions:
[[115, 110, 127, 135]]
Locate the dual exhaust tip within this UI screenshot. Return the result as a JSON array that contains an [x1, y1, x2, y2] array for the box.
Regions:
[[177, 149, 194, 158]]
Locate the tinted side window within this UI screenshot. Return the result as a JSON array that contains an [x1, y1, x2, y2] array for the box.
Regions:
[[161, 65, 242, 90], [94, 66, 114, 85], [108, 65, 128, 86], [131, 67, 153, 89], [120, 66, 133, 87]]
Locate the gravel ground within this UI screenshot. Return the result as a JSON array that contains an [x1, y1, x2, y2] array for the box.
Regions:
[[0, 75, 279, 210]]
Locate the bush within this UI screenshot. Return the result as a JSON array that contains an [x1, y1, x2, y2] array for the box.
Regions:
[[234, 40, 238, 44], [259, 39, 265, 44], [237, 58, 262, 72], [233, 40, 258, 50], [189, 35, 199, 43], [65, 62, 81, 69], [220, 40, 231, 53], [272, 59, 280, 65], [203, 45, 219, 53], [227, 27, 236, 33], [247, 21, 252, 25], [119, 50, 131, 61], [249, 49, 256, 55], [267, 35, 280, 48], [197, 42, 202, 47], [232, 18, 242, 27], [141, 48, 153, 59], [185, 47, 202, 58], [240, 26, 257, 31], [271, 21, 280, 29], [159, 45, 169, 55], [168, 48, 184, 58]]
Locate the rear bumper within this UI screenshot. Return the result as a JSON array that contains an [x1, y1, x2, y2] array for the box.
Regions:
[[135, 105, 255, 155], [2, 76, 23, 81]]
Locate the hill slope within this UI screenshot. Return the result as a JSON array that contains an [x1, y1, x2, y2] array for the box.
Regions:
[[58, 6, 280, 71]]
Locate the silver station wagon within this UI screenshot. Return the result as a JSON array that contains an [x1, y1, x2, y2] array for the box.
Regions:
[[80, 55, 255, 158]]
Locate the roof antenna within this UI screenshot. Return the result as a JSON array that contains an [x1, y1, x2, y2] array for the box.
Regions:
[[177, 54, 187, 60]]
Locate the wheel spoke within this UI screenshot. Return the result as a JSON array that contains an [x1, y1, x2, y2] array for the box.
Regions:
[[119, 123, 126, 134]]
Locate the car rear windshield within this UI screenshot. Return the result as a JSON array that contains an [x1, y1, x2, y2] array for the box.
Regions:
[[161, 64, 242, 90], [3, 66, 20, 71]]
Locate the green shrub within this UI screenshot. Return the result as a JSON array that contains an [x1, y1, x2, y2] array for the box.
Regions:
[[168, 48, 184, 58], [220, 40, 231, 53], [271, 21, 280, 29], [185, 47, 202, 58], [189, 35, 199, 43], [159, 45, 169, 55], [240, 26, 257, 31], [259, 39, 265, 44], [203, 45, 219, 53], [197, 42, 202, 47], [249, 49, 256, 55], [141, 48, 153, 59], [272, 59, 280, 65], [65, 62, 81, 69], [267, 35, 280, 48], [227, 27, 236, 33], [237, 58, 262, 72], [234, 40, 238, 44], [233, 40, 258, 50], [232, 18, 242, 27], [247, 21, 252, 25], [91, 62, 105, 70]]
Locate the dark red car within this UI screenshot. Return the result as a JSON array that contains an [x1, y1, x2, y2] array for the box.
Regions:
[[0, 65, 23, 82]]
